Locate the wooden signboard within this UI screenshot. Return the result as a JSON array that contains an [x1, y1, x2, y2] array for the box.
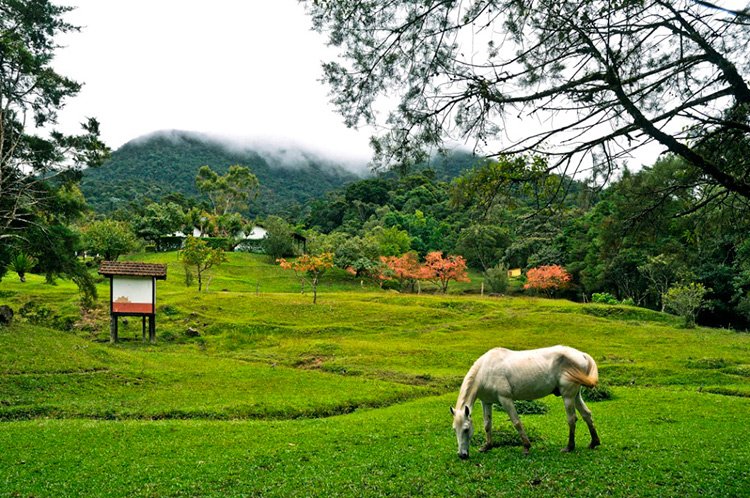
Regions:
[[98, 261, 167, 343]]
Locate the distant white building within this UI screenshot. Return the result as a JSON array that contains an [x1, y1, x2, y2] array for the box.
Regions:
[[167, 225, 267, 239], [239, 226, 267, 240]]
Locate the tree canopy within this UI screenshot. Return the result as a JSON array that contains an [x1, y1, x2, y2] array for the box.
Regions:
[[1, 0, 108, 241], [307, 0, 750, 206]]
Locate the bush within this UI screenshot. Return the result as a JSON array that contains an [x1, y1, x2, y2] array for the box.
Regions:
[[6, 253, 37, 282], [17, 302, 75, 331], [592, 292, 619, 305], [513, 399, 549, 414], [582, 384, 613, 402], [144, 244, 157, 253], [204, 237, 234, 251], [155, 236, 185, 252], [485, 264, 508, 294]]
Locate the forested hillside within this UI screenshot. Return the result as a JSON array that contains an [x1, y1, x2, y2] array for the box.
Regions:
[[80, 131, 365, 216]]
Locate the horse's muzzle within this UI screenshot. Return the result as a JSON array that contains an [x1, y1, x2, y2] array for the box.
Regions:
[[458, 452, 469, 460]]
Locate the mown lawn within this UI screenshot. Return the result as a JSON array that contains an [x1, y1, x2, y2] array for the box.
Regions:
[[1, 251, 749, 496]]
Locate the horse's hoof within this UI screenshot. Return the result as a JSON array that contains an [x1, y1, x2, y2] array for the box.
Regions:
[[478, 445, 491, 453], [588, 441, 601, 449], [522, 448, 530, 456], [560, 447, 574, 453]]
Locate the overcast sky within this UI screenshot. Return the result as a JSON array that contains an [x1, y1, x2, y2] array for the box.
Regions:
[[51, 1, 747, 173], [53, 0, 374, 163]]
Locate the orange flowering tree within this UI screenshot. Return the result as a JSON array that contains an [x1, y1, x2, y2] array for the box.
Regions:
[[524, 265, 572, 297], [381, 251, 422, 291], [277, 253, 334, 304], [421, 251, 470, 294]]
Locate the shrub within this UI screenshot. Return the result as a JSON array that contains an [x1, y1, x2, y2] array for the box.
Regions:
[[582, 384, 613, 402], [513, 399, 549, 414], [592, 292, 619, 305], [7, 253, 37, 282], [485, 263, 508, 294]]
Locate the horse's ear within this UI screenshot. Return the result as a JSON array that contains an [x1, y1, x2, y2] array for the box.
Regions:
[[464, 405, 470, 417], [450, 406, 455, 416]]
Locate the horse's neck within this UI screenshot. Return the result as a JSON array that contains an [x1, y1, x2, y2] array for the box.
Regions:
[[456, 361, 481, 409]]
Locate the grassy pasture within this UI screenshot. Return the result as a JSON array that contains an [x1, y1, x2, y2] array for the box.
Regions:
[[1, 251, 750, 496]]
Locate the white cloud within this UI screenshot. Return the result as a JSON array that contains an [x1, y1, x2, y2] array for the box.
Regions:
[[52, 0, 374, 163]]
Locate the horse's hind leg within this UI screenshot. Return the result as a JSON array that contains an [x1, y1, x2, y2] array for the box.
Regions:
[[575, 391, 601, 449], [498, 397, 532, 455], [561, 395, 577, 452], [478, 400, 493, 452]]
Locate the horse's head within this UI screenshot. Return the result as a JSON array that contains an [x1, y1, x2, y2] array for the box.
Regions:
[[450, 405, 473, 459]]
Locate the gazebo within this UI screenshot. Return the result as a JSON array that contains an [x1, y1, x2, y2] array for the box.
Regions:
[[98, 261, 167, 343]]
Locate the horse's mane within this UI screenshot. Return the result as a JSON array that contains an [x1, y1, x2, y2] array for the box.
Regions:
[[456, 356, 483, 410]]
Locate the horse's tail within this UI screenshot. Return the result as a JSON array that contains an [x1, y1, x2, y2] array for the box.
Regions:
[[563, 352, 599, 388]]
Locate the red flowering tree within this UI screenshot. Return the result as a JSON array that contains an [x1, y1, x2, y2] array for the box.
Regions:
[[277, 253, 334, 304], [524, 265, 572, 297], [421, 251, 470, 294], [381, 251, 422, 291]]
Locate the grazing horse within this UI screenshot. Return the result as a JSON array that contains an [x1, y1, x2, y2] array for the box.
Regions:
[[450, 345, 601, 459]]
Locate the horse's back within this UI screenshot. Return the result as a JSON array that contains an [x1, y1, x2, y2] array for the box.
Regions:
[[474, 345, 593, 400]]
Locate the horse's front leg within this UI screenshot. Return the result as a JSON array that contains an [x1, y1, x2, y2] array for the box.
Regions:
[[478, 400, 493, 452], [498, 397, 532, 455]]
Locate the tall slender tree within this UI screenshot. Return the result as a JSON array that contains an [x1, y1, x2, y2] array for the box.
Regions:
[[0, 0, 108, 291]]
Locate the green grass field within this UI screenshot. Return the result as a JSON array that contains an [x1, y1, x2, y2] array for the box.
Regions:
[[1, 252, 749, 496]]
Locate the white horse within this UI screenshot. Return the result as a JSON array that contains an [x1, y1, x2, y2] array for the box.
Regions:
[[450, 345, 601, 459]]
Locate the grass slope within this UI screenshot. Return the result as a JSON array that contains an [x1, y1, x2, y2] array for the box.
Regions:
[[1, 251, 749, 496]]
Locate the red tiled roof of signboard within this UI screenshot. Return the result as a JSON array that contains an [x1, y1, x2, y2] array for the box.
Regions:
[[98, 261, 167, 279]]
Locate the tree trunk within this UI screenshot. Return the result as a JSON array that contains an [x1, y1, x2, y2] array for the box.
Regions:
[[312, 275, 318, 304], [197, 268, 203, 291]]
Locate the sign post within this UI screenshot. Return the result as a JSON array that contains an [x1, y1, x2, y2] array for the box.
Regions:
[[98, 261, 167, 343]]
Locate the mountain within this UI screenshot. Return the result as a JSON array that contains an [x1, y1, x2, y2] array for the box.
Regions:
[[80, 131, 367, 216]]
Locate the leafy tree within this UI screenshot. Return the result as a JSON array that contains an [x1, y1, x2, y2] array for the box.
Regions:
[[330, 234, 380, 277], [421, 251, 470, 294], [371, 226, 412, 258], [195, 165, 259, 216], [308, 1, 750, 205], [455, 223, 510, 272], [134, 202, 186, 247], [0, 0, 108, 296], [0, 0, 108, 240], [261, 216, 296, 261], [277, 253, 334, 304], [524, 265, 572, 297], [639, 255, 678, 312], [180, 235, 227, 291], [484, 263, 509, 294], [80, 219, 139, 261], [6, 253, 36, 282], [663, 282, 711, 328]]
